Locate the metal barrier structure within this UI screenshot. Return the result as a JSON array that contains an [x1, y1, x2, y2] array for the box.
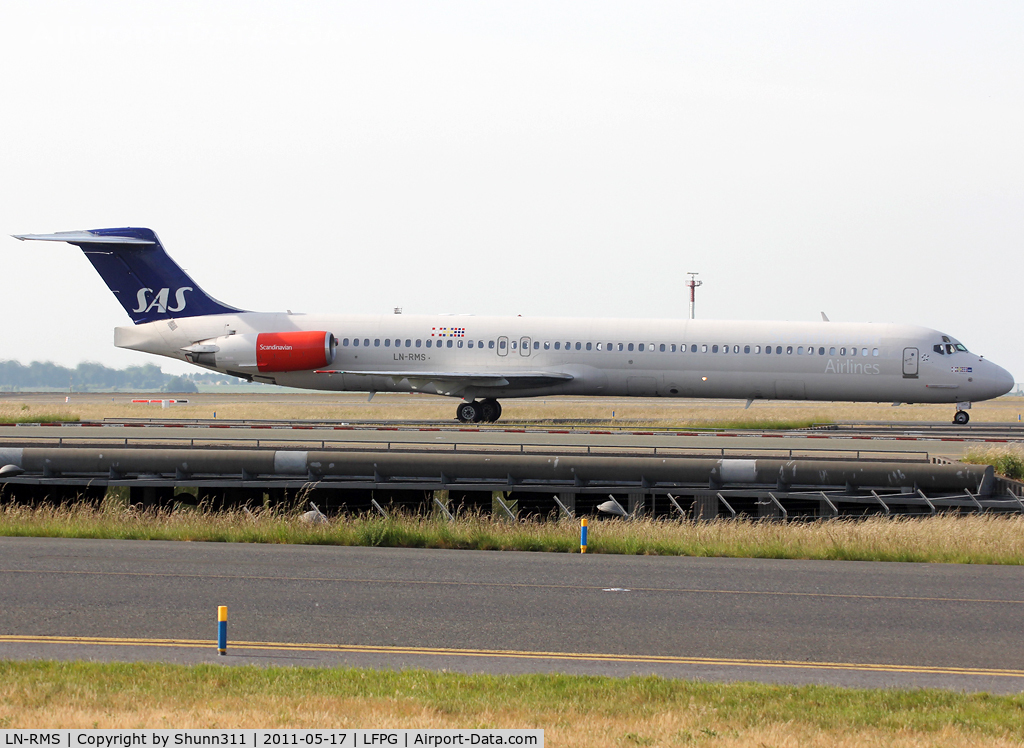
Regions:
[[1, 444, 1020, 519]]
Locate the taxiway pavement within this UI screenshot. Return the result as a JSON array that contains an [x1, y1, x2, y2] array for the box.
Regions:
[[2, 537, 1023, 692]]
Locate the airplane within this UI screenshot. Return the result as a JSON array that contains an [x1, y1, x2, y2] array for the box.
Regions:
[[12, 227, 1015, 425]]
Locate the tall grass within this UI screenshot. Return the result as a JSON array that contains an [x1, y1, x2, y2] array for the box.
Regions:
[[963, 445, 1024, 480], [2, 661, 1024, 745], [4, 501, 1024, 564], [0, 410, 80, 424]]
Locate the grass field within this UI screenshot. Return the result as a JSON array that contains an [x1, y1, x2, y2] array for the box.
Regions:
[[5, 503, 1024, 564], [1, 392, 1022, 426], [3, 661, 1023, 746]]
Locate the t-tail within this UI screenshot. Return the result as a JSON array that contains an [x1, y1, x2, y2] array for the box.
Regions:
[[12, 227, 244, 324]]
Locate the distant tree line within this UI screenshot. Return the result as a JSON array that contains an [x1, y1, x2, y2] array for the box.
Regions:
[[0, 360, 256, 392]]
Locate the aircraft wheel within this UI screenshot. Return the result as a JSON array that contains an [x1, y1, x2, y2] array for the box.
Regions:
[[479, 399, 500, 423], [456, 401, 482, 423], [953, 410, 970, 425]]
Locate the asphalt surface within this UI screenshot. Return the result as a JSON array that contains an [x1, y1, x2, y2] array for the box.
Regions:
[[2, 537, 1024, 692]]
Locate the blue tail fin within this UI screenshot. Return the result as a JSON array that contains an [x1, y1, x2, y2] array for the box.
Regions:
[[13, 227, 245, 324]]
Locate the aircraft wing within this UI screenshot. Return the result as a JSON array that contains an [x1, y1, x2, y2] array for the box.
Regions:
[[314, 369, 573, 390]]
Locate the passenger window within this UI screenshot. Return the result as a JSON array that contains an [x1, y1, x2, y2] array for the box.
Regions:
[[775, 346, 782, 354], [385, 339, 391, 347], [586, 342, 592, 351], [468, 340, 474, 348], [446, 340, 453, 348], [754, 346, 761, 354], [489, 341, 495, 349], [786, 346, 793, 354], [353, 338, 360, 347], [712, 345, 719, 353], [734, 345, 739, 353], [416, 339, 421, 348], [671, 344, 676, 352], [374, 339, 381, 347], [404, 339, 410, 347], [618, 343, 625, 352], [457, 340, 463, 348], [797, 346, 803, 355], [765, 346, 772, 355], [607, 343, 614, 351], [555, 342, 561, 350], [628, 343, 635, 352], [534, 341, 540, 350], [828, 347, 835, 355], [659, 344, 666, 352], [639, 343, 645, 352], [839, 347, 845, 355], [343, 338, 349, 346], [511, 341, 517, 350], [701, 345, 708, 353], [499, 340, 506, 350], [818, 347, 824, 355], [544, 341, 550, 350], [872, 348, 879, 356], [744, 345, 750, 354], [691, 345, 697, 353], [851, 348, 857, 357], [576, 342, 582, 350], [722, 345, 728, 354], [426, 340, 432, 348]]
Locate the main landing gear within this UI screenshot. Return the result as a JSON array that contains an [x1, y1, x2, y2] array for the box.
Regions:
[[456, 398, 502, 423]]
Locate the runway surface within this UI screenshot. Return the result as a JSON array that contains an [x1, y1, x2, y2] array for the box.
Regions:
[[2, 536, 1024, 692]]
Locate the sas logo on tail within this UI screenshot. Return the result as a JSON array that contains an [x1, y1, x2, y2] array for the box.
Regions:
[[134, 287, 193, 314]]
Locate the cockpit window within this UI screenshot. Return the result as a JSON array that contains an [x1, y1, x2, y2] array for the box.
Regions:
[[933, 344, 945, 355], [946, 344, 955, 355], [955, 344, 967, 352]]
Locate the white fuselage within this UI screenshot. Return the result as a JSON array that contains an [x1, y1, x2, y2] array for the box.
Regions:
[[114, 313, 1015, 405]]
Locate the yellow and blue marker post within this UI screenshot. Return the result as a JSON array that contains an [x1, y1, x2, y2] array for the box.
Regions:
[[580, 518, 588, 553], [217, 605, 227, 655]]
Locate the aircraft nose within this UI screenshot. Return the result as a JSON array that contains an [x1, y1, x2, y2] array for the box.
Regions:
[[982, 360, 1015, 399], [994, 364, 1015, 396]]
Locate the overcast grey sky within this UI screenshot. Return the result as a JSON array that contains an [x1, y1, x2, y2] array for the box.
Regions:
[[2, 1, 1021, 378]]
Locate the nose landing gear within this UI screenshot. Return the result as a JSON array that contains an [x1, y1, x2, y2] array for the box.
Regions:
[[456, 398, 502, 423], [953, 410, 970, 425]]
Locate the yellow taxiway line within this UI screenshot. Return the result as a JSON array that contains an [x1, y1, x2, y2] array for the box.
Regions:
[[2, 634, 1022, 679]]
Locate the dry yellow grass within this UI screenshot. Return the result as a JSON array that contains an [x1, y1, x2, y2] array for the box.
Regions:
[[2, 392, 1022, 426], [7, 505, 1024, 563]]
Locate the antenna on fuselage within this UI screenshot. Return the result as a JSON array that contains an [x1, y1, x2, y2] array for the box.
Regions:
[[686, 272, 702, 319]]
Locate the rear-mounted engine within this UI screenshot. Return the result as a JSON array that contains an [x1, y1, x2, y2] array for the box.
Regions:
[[184, 331, 336, 373]]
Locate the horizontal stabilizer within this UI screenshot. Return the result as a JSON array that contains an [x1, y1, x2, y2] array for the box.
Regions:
[[13, 231, 154, 245]]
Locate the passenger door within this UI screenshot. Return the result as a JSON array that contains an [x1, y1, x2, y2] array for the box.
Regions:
[[497, 336, 508, 357], [520, 337, 531, 357], [903, 347, 919, 378]]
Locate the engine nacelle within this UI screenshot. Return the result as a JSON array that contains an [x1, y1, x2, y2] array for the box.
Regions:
[[184, 331, 336, 373]]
